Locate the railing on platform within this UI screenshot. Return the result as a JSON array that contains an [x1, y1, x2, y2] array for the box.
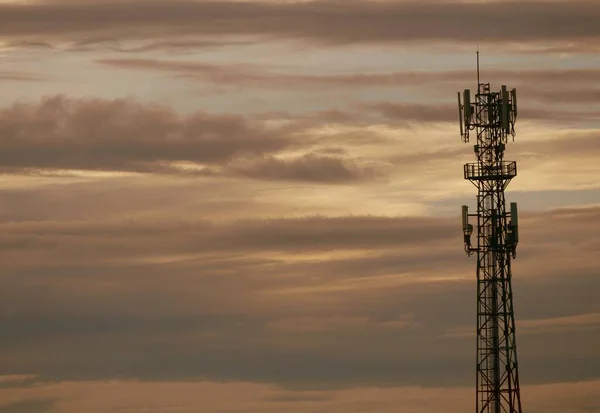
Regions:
[[464, 161, 517, 181]]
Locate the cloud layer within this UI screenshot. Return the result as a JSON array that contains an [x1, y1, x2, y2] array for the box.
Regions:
[[1, 93, 599, 203], [1, 378, 599, 413], [0, 95, 387, 183], [1, 206, 599, 388], [98, 58, 600, 90], [1, 3, 599, 412], [1, 0, 600, 49]]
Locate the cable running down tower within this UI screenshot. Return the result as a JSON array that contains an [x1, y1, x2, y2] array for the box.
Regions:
[[457, 54, 524, 413]]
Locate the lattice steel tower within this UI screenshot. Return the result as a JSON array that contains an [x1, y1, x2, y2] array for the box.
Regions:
[[457, 54, 523, 413]]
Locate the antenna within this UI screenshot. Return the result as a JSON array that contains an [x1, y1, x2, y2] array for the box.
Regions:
[[511, 88, 518, 118], [502, 85, 509, 133], [457, 92, 464, 137], [463, 89, 471, 122], [476, 47, 480, 86]]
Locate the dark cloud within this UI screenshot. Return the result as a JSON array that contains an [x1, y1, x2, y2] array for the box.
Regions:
[[0, 95, 288, 171], [4, 41, 54, 50], [0, 95, 285, 171], [232, 154, 384, 183], [511, 132, 600, 165], [0, 215, 458, 263], [527, 88, 600, 105], [4, 38, 247, 53], [0, 399, 54, 413], [0, 95, 389, 183], [0, 71, 46, 82], [265, 391, 332, 403], [68, 38, 252, 53], [0, 0, 599, 47], [368, 102, 457, 123], [121, 39, 254, 53], [0, 177, 301, 223]]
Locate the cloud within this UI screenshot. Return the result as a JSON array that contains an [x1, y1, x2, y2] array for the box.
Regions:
[[1, 0, 599, 49], [0, 95, 598, 212], [0, 214, 459, 264], [267, 315, 416, 332], [66, 38, 253, 53], [0, 399, 54, 413], [521, 312, 600, 334], [98, 57, 447, 88], [0, 207, 599, 387], [0, 71, 45, 82], [0, 378, 599, 413], [0, 376, 40, 390], [509, 40, 600, 55], [98, 58, 600, 89], [232, 153, 385, 183], [3, 38, 247, 54], [527, 88, 600, 105], [1, 2, 599, 406], [95, 59, 600, 117], [445, 313, 600, 338], [385, 129, 600, 167], [0, 95, 287, 171], [0, 95, 393, 183], [369, 101, 600, 124]]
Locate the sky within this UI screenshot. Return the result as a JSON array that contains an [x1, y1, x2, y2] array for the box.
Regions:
[[0, 0, 599, 412]]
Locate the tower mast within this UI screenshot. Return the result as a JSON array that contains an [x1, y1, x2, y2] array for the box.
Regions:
[[458, 56, 523, 413]]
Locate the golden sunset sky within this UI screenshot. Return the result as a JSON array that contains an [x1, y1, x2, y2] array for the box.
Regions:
[[0, 1, 599, 412]]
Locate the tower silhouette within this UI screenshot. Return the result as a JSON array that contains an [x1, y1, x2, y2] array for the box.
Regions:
[[458, 54, 524, 413]]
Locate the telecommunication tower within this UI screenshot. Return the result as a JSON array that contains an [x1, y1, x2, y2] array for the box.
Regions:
[[457, 54, 523, 413]]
